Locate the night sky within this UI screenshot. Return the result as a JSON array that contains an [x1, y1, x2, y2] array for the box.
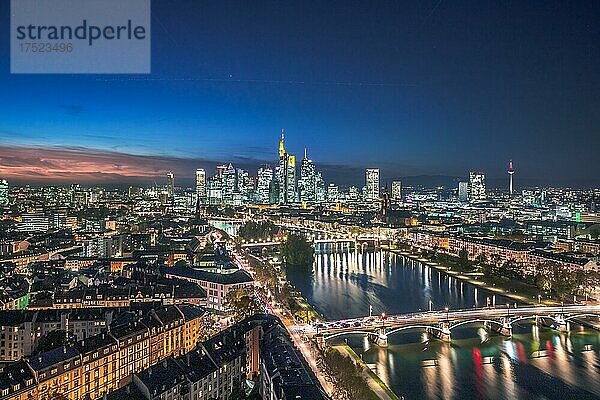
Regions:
[[0, 1, 599, 187]]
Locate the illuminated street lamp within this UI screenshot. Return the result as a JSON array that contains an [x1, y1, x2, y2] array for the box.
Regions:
[[445, 307, 449, 321]]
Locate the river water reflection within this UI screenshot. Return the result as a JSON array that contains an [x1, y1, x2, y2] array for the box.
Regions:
[[285, 246, 600, 399]]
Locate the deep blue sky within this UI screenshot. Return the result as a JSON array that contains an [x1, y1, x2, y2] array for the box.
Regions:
[[0, 1, 599, 186]]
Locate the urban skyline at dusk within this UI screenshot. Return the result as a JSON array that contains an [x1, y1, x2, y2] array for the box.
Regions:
[[1, 2, 600, 400]]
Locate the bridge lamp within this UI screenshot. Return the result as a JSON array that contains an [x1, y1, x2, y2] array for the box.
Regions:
[[445, 307, 449, 321]]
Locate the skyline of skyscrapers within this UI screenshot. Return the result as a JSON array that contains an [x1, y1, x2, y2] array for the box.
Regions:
[[0, 132, 518, 210], [147, 135, 515, 208]]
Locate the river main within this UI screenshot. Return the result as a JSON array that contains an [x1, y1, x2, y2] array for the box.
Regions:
[[285, 246, 600, 399]]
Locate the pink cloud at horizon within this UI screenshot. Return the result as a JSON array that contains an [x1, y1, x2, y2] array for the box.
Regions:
[[0, 145, 203, 184]]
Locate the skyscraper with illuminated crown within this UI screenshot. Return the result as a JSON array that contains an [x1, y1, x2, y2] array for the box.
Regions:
[[276, 130, 297, 204]]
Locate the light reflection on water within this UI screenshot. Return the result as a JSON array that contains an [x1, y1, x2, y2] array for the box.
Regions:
[[286, 247, 600, 399]]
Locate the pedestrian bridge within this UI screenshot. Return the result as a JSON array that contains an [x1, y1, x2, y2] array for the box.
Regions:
[[305, 305, 600, 347]]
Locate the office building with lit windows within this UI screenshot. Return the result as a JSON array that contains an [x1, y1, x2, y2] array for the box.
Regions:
[[468, 171, 486, 202], [195, 169, 206, 204], [0, 180, 8, 206], [391, 180, 402, 201], [365, 168, 380, 201]]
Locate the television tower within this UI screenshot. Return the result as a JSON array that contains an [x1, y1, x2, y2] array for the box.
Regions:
[[508, 160, 514, 195]]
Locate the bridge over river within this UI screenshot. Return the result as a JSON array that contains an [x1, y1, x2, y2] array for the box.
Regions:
[[300, 305, 600, 347]]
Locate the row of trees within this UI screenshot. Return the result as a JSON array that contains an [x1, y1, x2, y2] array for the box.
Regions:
[[321, 348, 374, 399], [243, 250, 318, 323], [226, 287, 264, 322], [238, 220, 278, 241], [280, 233, 315, 270], [420, 245, 600, 301]]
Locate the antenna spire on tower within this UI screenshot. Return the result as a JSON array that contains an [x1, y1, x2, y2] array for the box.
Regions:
[[508, 159, 515, 195], [278, 129, 286, 157]]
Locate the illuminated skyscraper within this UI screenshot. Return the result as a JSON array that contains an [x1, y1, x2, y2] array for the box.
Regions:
[[458, 181, 468, 202], [286, 155, 297, 203], [256, 165, 274, 204], [207, 175, 223, 205], [365, 168, 380, 201], [222, 163, 237, 204], [391, 180, 402, 202], [315, 173, 326, 203], [236, 168, 254, 203], [508, 160, 514, 195], [327, 183, 339, 202], [195, 169, 206, 204], [166, 171, 175, 198], [468, 171, 486, 202], [276, 130, 297, 204], [0, 180, 8, 206], [348, 186, 360, 202], [298, 148, 317, 203]]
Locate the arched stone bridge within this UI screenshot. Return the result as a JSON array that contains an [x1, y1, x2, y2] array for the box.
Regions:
[[304, 305, 600, 347]]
